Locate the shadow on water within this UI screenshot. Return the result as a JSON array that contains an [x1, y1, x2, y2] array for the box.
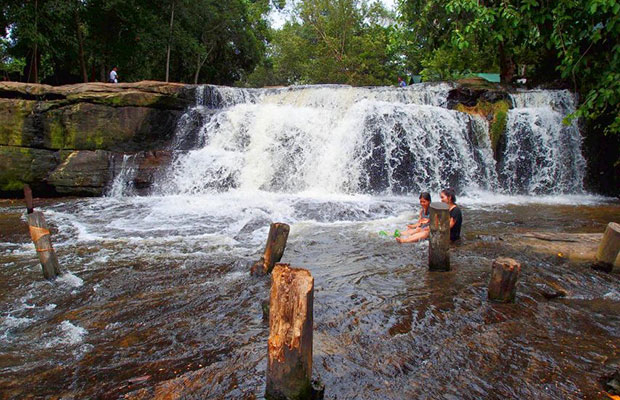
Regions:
[[0, 198, 619, 399]]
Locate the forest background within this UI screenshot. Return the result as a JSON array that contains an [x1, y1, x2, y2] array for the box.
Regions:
[[1, 0, 618, 193]]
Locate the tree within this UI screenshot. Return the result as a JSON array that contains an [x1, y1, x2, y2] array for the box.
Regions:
[[245, 0, 395, 86]]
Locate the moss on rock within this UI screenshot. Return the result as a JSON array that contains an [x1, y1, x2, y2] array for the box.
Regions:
[[0, 145, 59, 195], [0, 99, 36, 147], [456, 100, 510, 156]]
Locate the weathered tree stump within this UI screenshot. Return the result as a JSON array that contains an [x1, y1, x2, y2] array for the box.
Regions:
[[250, 223, 290, 276], [266, 264, 313, 400], [428, 202, 450, 271], [594, 222, 620, 273], [488, 257, 521, 303], [26, 211, 61, 280]]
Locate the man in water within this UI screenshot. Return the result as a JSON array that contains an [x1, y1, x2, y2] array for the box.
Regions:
[[109, 66, 118, 83]]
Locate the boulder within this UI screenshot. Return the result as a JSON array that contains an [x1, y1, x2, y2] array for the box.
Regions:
[[0, 145, 59, 194], [47, 150, 111, 196]]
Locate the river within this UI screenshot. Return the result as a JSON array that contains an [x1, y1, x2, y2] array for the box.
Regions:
[[1, 83, 618, 399]]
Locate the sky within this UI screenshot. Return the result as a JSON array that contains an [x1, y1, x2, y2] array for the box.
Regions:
[[269, 0, 397, 29]]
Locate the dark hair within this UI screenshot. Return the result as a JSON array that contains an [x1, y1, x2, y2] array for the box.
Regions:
[[441, 188, 456, 203], [419, 192, 431, 202]]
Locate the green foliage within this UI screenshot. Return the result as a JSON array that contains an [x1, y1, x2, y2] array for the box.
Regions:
[[551, 0, 620, 136], [1, 0, 274, 85], [244, 0, 396, 87], [0, 37, 24, 79], [398, 0, 619, 139]]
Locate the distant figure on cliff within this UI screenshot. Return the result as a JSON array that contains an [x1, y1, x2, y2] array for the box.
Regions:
[[109, 67, 118, 83], [397, 76, 407, 88], [440, 188, 462, 242], [396, 192, 431, 243]]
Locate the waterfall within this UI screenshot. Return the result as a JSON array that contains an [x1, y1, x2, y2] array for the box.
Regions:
[[158, 84, 586, 196], [108, 154, 137, 198], [502, 90, 586, 193]]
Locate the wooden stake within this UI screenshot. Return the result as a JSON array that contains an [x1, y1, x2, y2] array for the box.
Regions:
[[428, 202, 450, 271], [27, 211, 61, 280], [488, 257, 521, 303], [266, 264, 313, 400], [24, 184, 34, 214], [594, 222, 620, 273], [251, 223, 290, 276]]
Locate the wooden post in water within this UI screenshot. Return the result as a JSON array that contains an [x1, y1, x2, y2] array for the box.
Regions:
[[250, 223, 290, 276], [488, 257, 521, 303], [24, 184, 34, 214], [594, 222, 620, 273], [23, 185, 61, 280], [26, 211, 61, 280], [266, 264, 313, 400], [428, 202, 450, 271]]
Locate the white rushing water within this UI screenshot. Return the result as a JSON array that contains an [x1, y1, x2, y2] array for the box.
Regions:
[[85, 83, 602, 247], [146, 84, 586, 198]]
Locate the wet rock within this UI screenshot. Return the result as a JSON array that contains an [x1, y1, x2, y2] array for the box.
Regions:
[[602, 369, 620, 395], [47, 150, 110, 196], [234, 217, 272, 242], [535, 283, 568, 300], [133, 151, 173, 192], [0, 145, 59, 195], [0, 81, 194, 197]]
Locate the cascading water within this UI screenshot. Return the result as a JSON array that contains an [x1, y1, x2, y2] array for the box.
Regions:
[[158, 84, 584, 197], [501, 90, 586, 193], [107, 154, 137, 197]]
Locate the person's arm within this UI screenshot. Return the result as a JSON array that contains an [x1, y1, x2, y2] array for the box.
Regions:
[[450, 217, 456, 228], [408, 209, 424, 228]]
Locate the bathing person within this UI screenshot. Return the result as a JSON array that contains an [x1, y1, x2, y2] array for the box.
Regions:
[[396, 192, 431, 243], [440, 188, 462, 242]]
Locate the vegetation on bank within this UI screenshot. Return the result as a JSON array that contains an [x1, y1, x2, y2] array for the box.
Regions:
[[1, 0, 618, 193]]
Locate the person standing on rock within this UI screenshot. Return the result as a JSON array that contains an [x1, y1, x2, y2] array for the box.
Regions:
[[440, 188, 462, 242], [108, 66, 118, 83]]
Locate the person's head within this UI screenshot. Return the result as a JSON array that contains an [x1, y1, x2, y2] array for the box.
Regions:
[[398, 76, 402, 82], [440, 188, 456, 205], [112, 66, 118, 71], [419, 192, 431, 209]]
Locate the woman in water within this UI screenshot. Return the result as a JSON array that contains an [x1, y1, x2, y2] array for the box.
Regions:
[[396, 192, 431, 243], [440, 188, 462, 242]]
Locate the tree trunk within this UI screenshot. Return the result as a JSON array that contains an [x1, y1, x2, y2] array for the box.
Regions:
[[488, 257, 521, 303], [24, 184, 34, 214], [26, 211, 61, 280], [165, 0, 175, 82], [595, 222, 620, 272], [498, 41, 515, 84], [266, 264, 313, 400], [194, 53, 205, 84], [251, 223, 290, 276], [428, 202, 450, 271], [75, 6, 88, 83]]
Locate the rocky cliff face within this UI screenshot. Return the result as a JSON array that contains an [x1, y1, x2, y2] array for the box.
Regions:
[[0, 81, 195, 197]]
